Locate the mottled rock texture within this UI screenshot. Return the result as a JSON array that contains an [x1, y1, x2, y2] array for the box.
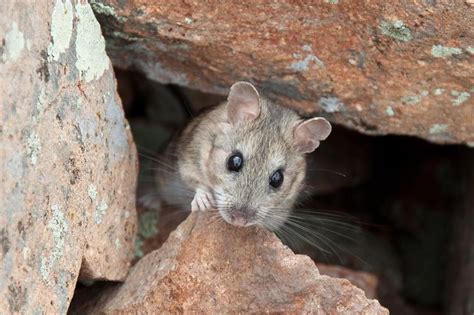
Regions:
[[92, 0, 473, 145], [317, 263, 379, 300], [0, 1, 137, 314], [79, 212, 388, 314]]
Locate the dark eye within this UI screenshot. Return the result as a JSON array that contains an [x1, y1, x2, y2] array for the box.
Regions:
[[269, 169, 284, 188], [227, 151, 243, 172]]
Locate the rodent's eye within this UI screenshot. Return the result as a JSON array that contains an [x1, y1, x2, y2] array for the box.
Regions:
[[269, 169, 284, 188], [227, 151, 243, 172]]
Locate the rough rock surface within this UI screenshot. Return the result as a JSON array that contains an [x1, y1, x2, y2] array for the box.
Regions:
[[92, 0, 473, 145], [317, 263, 379, 300], [0, 1, 137, 314], [80, 212, 388, 314]]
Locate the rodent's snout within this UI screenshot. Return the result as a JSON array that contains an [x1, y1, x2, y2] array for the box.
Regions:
[[228, 207, 256, 227]]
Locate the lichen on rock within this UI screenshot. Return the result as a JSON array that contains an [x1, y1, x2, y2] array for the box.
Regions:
[[75, 1, 110, 82], [48, 0, 74, 61], [379, 20, 413, 42], [91, 1, 474, 145], [431, 45, 463, 58], [1, 22, 25, 62], [0, 1, 137, 313]]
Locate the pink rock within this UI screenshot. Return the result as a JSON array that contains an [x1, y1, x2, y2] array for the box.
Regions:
[[82, 212, 388, 314], [317, 263, 379, 300], [0, 1, 137, 313]]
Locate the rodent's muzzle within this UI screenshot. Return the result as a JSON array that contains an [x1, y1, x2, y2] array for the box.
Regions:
[[228, 207, 256, 227]]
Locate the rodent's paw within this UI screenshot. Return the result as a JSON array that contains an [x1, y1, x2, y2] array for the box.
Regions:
[[191, 188, 214, 212]]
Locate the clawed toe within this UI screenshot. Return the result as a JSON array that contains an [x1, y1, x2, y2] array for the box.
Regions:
[[191, 188, 214, 212]]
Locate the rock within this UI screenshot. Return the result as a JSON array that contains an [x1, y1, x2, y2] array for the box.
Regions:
[[0, 1, 137, 314], [317, 264, 379, 299], [78, 212, 388, 314], [91, 0, 473, 145], [133, 205, 187, 262]]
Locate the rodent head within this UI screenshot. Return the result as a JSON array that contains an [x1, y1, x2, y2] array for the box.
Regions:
[[206, 82, 332, 230]]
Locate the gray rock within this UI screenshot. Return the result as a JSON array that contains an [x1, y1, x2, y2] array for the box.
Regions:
[[0, 1, 137, 313]]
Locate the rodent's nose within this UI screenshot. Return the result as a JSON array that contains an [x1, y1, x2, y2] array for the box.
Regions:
[[230, 213, 247, 226], [230, 208, 251, 227]]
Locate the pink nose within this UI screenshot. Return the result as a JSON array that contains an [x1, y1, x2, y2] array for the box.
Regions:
[[230, 213, 247, 226]]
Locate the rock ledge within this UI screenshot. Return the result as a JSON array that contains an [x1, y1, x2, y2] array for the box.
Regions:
[[82, 212, 388, 314]]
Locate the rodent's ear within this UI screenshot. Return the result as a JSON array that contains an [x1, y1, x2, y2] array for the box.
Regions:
[[227, 81, 261, 124], [293, 117, 332, 153]]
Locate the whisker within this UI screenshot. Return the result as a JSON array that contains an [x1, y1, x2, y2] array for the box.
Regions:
[[260, 207, 371, 266], [306, 168, 348, 178]]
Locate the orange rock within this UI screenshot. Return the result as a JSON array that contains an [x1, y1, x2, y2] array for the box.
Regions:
[[317, 263, 379, 299], [93, 0, 473, 145], [81, 212, 388, 314]]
